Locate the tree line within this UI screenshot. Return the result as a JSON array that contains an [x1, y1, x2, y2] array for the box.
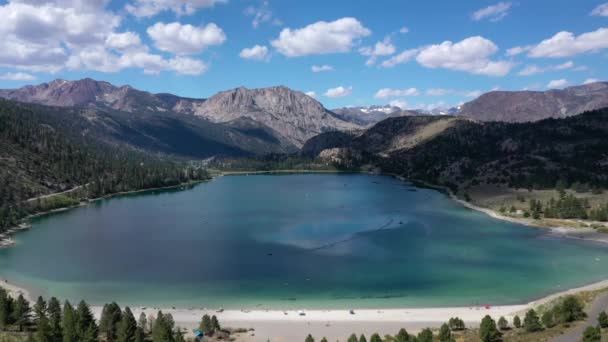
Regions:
[[0, 288, 228, 341], [0, 100, 210, 233], [304, 295, 596, 342]]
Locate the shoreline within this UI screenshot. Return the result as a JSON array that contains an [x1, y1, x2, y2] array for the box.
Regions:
[[0, 179, 209, 249], [2, 277, 608, 340]]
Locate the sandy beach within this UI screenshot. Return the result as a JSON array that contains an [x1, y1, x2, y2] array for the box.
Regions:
[[3, 277, 608, 341]]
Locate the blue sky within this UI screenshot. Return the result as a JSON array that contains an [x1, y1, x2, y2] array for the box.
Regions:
[[0, 0, 606, 109]]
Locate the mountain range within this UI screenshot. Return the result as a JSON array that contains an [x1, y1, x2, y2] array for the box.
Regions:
[[0, 79, 358, 149], [1, 78, 608, 161]]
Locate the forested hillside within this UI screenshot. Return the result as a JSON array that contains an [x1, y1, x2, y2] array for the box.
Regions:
[[0, 99, 209, 232], [304, 108, 608, 193]]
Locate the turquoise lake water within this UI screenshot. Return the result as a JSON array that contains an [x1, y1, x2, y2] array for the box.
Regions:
[[1, 173, 608, 309]]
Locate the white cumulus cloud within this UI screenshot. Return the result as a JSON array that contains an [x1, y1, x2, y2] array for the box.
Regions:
[[525, 28, 608, 58], [547, 79, 568, 89], [126, 0, 227, 17], [147, 22, 226, 55], [105, 32, 143, 51], [0, 72, 37, 81], [324, 85, 352, 98], [239, 45, 270, 62], [416, 36, 513, 76], [379, 49, 418, 68], [359, 37, 396, 65], [471, 2, 512, 22], [271, 17, 371, 57], [305, 91, 316, 98], [374, 88, 419, 99]]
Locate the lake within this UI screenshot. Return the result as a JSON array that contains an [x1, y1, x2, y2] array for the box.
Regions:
[[1, 173, 608, 309]]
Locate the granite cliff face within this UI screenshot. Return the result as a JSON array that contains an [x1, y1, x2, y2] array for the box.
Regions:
[[188, 86, 359, 147], [459, 82, 608, 122]]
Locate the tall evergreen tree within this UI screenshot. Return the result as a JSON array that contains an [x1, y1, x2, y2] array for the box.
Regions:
[[47, 297, 62, 342], [347, 334, 358, 342], [61, 301, 78, 342], [33, 296, 47, 324], [137, 312, 147, 333], [75, 300, 97, 342], [117, 307, 137, 342], [35, 315, 53, 342], [151, 311, 174, 342], [0, 288, 13, 330], [358, 334, 367, 342], [305, 334, 314, 342], [99, 302, 122, 341], [12, 294, 31, 332]]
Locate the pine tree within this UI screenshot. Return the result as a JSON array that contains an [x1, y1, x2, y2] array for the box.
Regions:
[[211, 315, 221, 331], [542, 310, 556, 328], [100, 302, 122, 341], [61, 301, 78, 342], [33, 296, 47, 324], [358, 334, 367, 342], [448, 317, 465, 331], [134, 327, 145, 342], [151, 311, 174, 342], [305, 334, 314, 342], [523, 309, 542, 332], [439, 323, 454, 342], [369, 333, 382, 342], [137, 312, 147, 333], [556, 295, 586, 323], [47, 297, 62, 342], [75, 300, 97, 342], [12, 294, 31, 332], [0, 288, 13, 330], [320, 338, 328, 342], [582, 325, 601, 342], [395, 328, 410, 342], [497, 316, 508, 330], [479, 315, 502, 342], [416, 328, 433, 342], [35, 315, 53, 342], [513, 315, 521, 329], [598, 311, 608, 328], [117, 307, 137, 342], [347, 333, 358, 342]]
